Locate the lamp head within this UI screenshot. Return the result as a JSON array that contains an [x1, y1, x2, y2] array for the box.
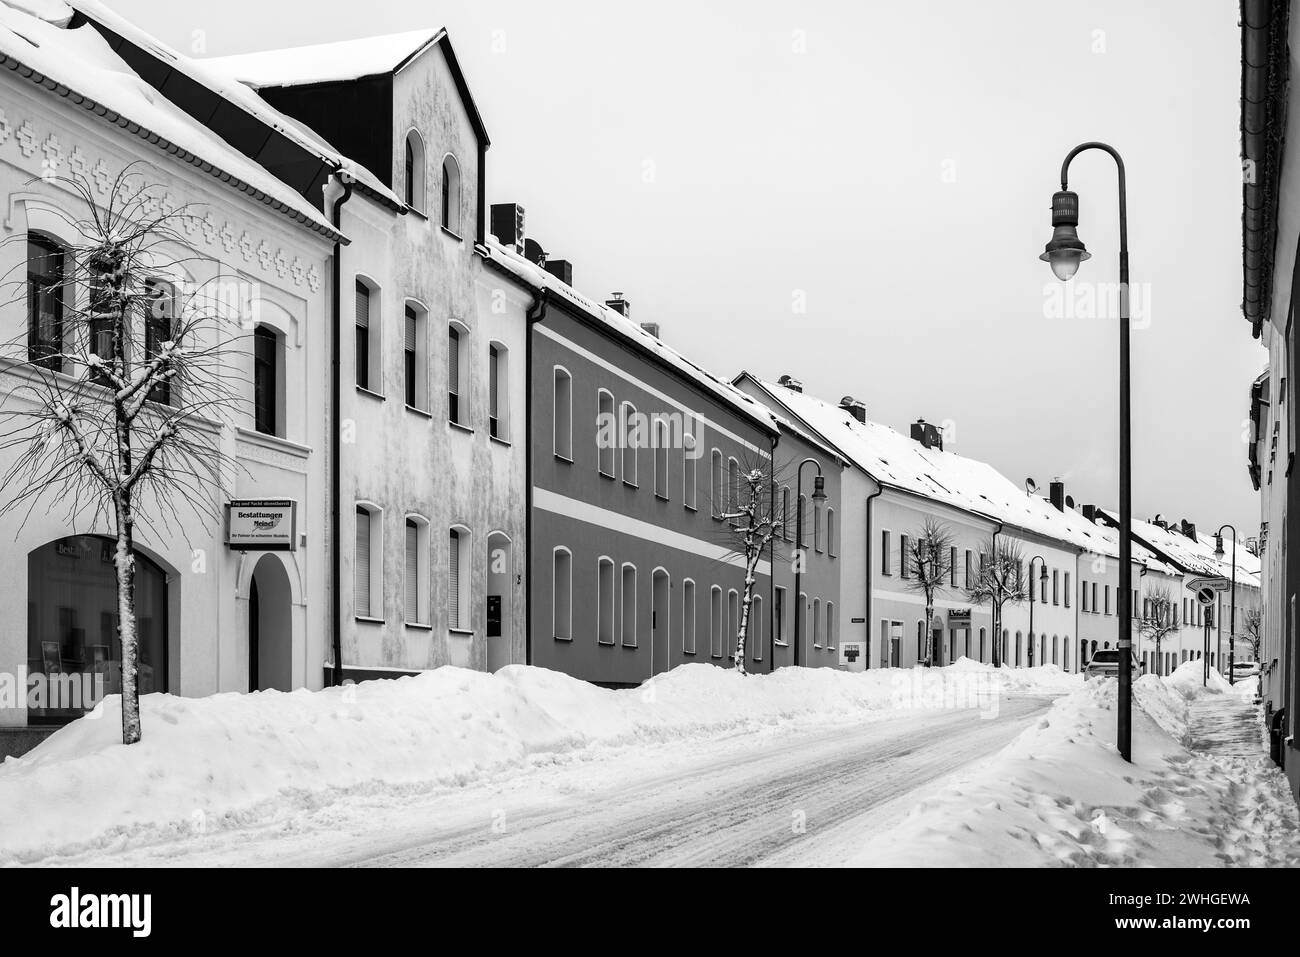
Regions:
[[1214, 533, 1224, 558], [812, 474, 827, 501], [1040, 190, 1091, 281]]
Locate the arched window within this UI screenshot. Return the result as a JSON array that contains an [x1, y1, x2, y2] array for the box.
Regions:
[[751, 595, 763, 660], [654, 417, 669, 499], [355, 504, 382, 619], [826, 507, 837, 557], [620, 563, 638, 646], [710, 586, 723, 657], [620, 402, 639, 486], [404, 130, 426, 211], [727, 589, 739, 659], [812, 597, 822, 647], [552, 547, 572, 641], [781, 486, 791, 541], [1015, 631, 1023, 666], [825, 601, 835, 648], [143, 278, 177, 405], [979, 627, 986, 662], [711, 449, 723, 517], [597, 557, 614, 645], [727, 457, 740, 513], [27, 233, 66, 372], [681, 579, 697, 654], [404, 516, 430, 625], [682, 438, 697, 509], [488, 341, 508, 440], [447, 321, 467, 425], [597, 390, 616, 477], [354, 277, 377, 392], [553, 367, 573, 460], [441, 154, 462, 233], [28, 535, 169, 723], [253, 325, 283, 436], [449, 526, 471, 631], [404, 300, 428, 411]]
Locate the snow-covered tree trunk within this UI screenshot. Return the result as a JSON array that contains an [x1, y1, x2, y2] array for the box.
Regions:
[[113, 491, 141, 744]]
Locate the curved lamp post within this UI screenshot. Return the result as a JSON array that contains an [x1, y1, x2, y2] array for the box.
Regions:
[[1039, 142, 1134, 762], [792, 459, 825, 667], [1027, 555, 1048, 667], [1215, 525, 1238, 686]]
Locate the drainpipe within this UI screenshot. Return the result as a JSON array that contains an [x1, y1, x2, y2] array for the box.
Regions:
[[328, 171, 354, 687], [864, 486, 883, 668], [769, 432, 779, 673], [990, 521, 1002, 665], [524, 287, 550, 667]]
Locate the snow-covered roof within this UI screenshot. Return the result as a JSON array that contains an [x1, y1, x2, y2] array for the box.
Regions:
[[0, 0, 344, 235], [484, 241, 777, 434], [63, 0, 401, 208], [202, 28, 441, 89], [1098, 510, 1262, 588]]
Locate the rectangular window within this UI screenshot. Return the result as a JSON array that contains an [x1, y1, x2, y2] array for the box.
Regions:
[[950, 547, 958, 586], [355, 508, 372, 618], [965, 550, 973, 589], [143, 279, 175, 405], [404, 306, 418, 407], [881, 530, 891, 575], [1104, 585, 1111, 616], [1064, 572, 1071, 608], [1081, 579, 1088, 612], [598, 559, 614, 645], [447, 326, 461, 424], [1092, 581, 1098, 612], [1052, 569, 1059, 605], [553, 549, 572, 640], [253, 327, 278, 436], [27, 235, 64, 372], [781, 487, 790, 541], [899, 534, 910, 578], [682, 579, 696, 654], [1040, 572, 1047, 604], [354, 280, 370, 391]]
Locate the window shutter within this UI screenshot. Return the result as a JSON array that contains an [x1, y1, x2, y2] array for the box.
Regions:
[[355, 282, 369, 328], [355, 509, 371, 618], [405, 309, 416, 351], [405, 522, 419, 622], [489, 346, 499, 419], [449, 529, 460, 629], [448, 328, 459, 392]]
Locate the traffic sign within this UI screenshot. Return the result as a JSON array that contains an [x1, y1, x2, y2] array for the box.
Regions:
[[1197, 586, 1215, 607]]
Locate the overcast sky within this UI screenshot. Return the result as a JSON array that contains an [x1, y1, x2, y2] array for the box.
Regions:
[[110, 0, 1262, 537]]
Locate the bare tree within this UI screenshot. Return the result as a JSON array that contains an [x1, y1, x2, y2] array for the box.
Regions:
[[965, 537, 1027, 667], [904, 518, 954, 667], [1138, 586, 1178, 676], [716, 451, 787, 674], [0, 169, 243, 744], [1242, 607, 1262, 660]]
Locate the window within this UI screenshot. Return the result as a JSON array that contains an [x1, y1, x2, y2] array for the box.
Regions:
[[441, 154, 462, 233], [253, 326, 280, 436], [1052, 569, 1059, 605], [710, 586, 723, 657], [354, 279, 374, 391], [1040, 571, 1048, 603], [1104, 585, 1111, 615], [1081, 580, 1089, 612], [403, 306, 418, 408], [682, 579, 697, 653], [552, 548, 572, 640], [553, 367, 573, 460], [597, 558, 615, 645], [654, 418, 669, 498], [774, 587, 786, 644], [355, 505, 381, 619], [814, 499, 823, 552], [965, 550, 973, 589], [797, 593, 807, 649], [950, 547, 958, 586], [900, 534, 910, 578], [488, 342, 508, 440], [728, 590, 739, 659], [1091, 581, 1098, 612], [683, 441, 697, 509], [797, 494, 808, 546], [598, 390, 616, 476], [826, 601, 835, 648], [449, 527, 470, 631], [881, 530, 892, 575], [143, 278, 176, 405], [404, 130, 425, 211], [711, 449, 723, 517], [404, 518, 429, 625], [751, 595, 763, 660], [827, 508, 836, 557], [447, 323, 466, 425], [27, 234, 65, 372], [728, 458, 740, 515], [621, 403, 639, 486], [27, 535, 168, 724], [781, 487, 791, 541], [1064, 572, 1071, 608], [620, 563, 637, 646]]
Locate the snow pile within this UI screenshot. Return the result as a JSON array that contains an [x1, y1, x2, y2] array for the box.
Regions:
[[1164, 658, 1234, 700], [846, 677, 1300, 867], [0, 662, 1074, 864]]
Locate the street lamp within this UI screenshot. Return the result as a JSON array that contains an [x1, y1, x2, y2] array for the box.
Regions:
[[1027, 555, 1048, 667], [1039, 142, 1134, 763], [1215, 525, 1238, 686], [792, 459, 825, 668]]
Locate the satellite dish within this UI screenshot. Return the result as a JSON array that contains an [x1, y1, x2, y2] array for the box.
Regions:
[[1065, 495, 1075, 509], [1025, 478, 1038, 495]]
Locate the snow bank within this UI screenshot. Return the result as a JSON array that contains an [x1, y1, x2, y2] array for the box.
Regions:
[[1164, 658, 1234, 700], [0, 661, 1075, 863], [846, 677, 1300, 867]]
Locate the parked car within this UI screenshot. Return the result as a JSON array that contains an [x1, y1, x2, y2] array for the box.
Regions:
[[1084, 649, 1140, 679], [1231, 660, 1261, 679]]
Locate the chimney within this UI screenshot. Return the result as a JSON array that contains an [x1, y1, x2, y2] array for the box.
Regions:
[[1180, 519, 1198, 541], [1049, 480, 1065, 512], [640, 322, 661, 338], [910, 417, 943, 451], [1082, 504, 1097, 523], [839, 396, 867, 424], [543, 259, 573, 285], [777, 374, 803, 393], [605, 293, 631, 318], [490, 202, 525, 254]]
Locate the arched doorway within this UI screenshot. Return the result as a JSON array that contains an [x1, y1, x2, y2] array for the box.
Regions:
[[486, 532, 513, 671], [248, 554, 292, 692]]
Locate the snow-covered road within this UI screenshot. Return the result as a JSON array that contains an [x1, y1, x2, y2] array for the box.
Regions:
[[45, 695, 1054, 868]]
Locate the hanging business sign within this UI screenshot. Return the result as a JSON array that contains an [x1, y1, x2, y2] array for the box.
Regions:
[[225, 499, 297, 551]]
